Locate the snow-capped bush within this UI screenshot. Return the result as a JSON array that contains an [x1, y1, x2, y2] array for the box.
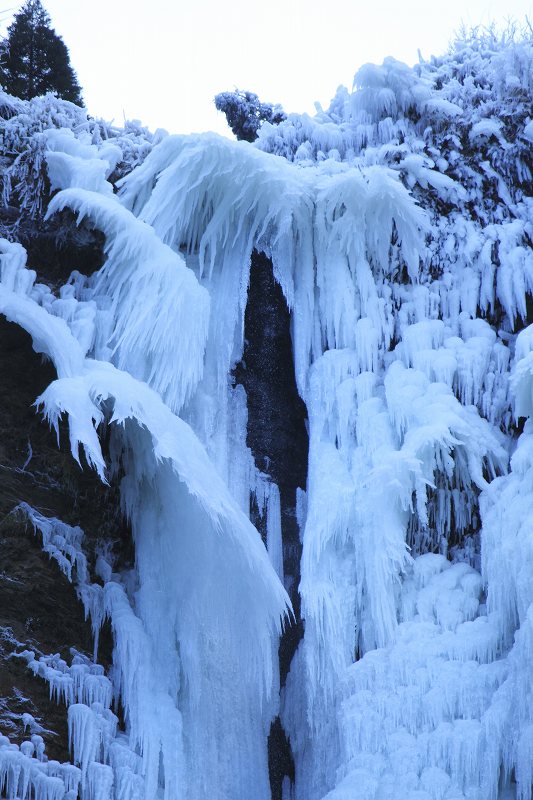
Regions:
[[0, 91, 160, 225]]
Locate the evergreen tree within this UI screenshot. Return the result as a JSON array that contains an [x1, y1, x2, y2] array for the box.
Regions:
[[0, 0, 82, 104]]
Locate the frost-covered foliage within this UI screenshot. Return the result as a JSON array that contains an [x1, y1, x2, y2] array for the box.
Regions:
[[0, 90, 162, 225], [1, 26, 533, 800], [214, 90, 286, 142]]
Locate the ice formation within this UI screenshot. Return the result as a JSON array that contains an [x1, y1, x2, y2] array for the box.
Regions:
[[1, 27, 533, 800]]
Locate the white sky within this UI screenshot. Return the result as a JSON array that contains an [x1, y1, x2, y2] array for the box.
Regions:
[[2, 0, 533, 136]]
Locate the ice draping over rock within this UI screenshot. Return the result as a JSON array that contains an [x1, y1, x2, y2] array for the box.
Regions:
[[46, 189, 210, 414], [0, 144, 289, 800]]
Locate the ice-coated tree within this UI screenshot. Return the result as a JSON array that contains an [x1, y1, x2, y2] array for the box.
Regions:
[[0, 0, 82, 104], [214, 89, 286, 141]]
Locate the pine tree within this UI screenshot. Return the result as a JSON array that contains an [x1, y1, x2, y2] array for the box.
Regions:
[[0, 0, 82, 104]]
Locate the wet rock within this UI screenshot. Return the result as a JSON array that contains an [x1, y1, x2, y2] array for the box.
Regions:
[[0, 317, 119, 757]]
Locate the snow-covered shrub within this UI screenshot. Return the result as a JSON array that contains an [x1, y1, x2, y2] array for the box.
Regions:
[[0, 92, 159, 227]]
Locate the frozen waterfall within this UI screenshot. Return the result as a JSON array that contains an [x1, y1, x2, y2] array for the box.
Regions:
[[2, 30, 533, 800]]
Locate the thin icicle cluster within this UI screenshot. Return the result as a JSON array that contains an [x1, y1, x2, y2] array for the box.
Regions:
[[16, 503, 88, 585], [8, 503, 144, 800], [0, 732, 81, 800]]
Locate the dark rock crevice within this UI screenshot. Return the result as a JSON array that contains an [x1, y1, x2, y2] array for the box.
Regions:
[[233, 251, 308, 609], [0, 194, 106, 287], [233, 250, 309, 800]]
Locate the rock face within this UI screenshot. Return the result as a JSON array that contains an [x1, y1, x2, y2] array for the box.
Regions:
[[234, 251, 308, 613], [0, 317, 118, 759], [234, 252, 308, 799], [26, 215, 104, 284]]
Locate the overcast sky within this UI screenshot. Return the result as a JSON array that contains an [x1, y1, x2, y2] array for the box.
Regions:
[[3, 0, 533, 135]]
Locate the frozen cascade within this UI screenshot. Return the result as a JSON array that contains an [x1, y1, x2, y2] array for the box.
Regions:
[[0, 128, 289, 800], [1, 31, 533, 800]]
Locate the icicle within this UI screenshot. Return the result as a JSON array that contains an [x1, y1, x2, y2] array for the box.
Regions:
[[86, 762, 114, 800], [266, 482, 284, 582]]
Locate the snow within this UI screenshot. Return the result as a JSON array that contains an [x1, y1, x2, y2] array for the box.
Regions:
[[523, 120, 533, 141], [46, 188, 211, 413], [469, 118, 504, 142]]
